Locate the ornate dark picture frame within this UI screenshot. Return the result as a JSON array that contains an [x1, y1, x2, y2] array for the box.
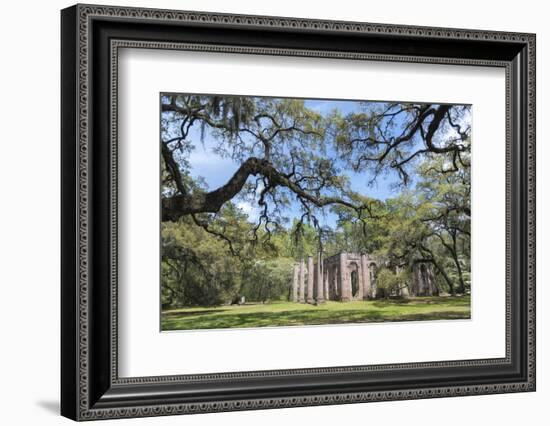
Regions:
[[61, 4, 536, 421]]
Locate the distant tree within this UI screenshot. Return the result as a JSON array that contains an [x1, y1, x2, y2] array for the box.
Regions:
[[375, 268, 401, 298], [240, 258, 295, 303], [416, 157, 470, 293]]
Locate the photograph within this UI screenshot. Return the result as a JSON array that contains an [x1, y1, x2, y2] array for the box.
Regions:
[[58, 3, 536, 420], [160, 93, 472, 331]]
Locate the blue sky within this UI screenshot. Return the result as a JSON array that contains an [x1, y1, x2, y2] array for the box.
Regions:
[[164, 99, 426, 228], [173, 97, 406, 230], [303, 99, 403, 200]]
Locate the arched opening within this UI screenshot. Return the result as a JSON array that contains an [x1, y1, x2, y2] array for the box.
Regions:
[[420, 264, 428, 295], [350, 270, 359, 297], [333, 266, 339, 297]]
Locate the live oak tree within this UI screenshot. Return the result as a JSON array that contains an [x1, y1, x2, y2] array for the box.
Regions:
[[416, 156, 471, 294], [160, 95, 472, 306], [162, 95, 470, 239], [161, 95, 352, 223]]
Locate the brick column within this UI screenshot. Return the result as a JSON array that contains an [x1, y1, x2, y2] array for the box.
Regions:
[[361, 254, 370, 299], [324, 269, 329, 301], [292, 263, 299, 302], [339, 253, 351, 301], [370, 264, 377, 298], [357, 265, 363, 301], [315, 252, 324, 303], [298, 259, 305, 303], [307, 256, 315, 304], [332, 266, 338, 299]]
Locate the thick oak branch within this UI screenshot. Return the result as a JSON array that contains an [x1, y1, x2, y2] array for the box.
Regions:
[[162, 157, 364, 222]]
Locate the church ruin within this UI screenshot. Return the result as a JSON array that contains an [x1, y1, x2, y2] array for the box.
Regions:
[[291, 252, 438, 303]]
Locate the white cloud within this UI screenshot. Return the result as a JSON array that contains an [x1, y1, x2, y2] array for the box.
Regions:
[[188, 147, 234, 166], [236, 201, 261, 222], [437, 107, 472, 144]]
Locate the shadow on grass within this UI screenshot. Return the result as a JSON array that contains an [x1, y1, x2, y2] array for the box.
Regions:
[[161, 307, 470, 331], [371, 296, 470, 308], [163, 309, 228, 318], [395, 311, 471, 321]]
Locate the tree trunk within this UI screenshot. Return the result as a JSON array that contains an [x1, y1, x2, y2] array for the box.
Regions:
[[419, 245, 455, 295], [451, 234, 466, 294]]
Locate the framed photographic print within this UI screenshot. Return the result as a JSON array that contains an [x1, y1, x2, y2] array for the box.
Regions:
[[61, 4, 536, 421]]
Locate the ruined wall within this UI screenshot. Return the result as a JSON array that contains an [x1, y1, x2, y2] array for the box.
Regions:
[[293, 255, 440, 303], [293, 252, 379, 303]]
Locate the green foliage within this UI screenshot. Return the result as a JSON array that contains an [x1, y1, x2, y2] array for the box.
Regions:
[[161, 217, 244, 307], [161, 210, 315, 307], [375, 267, 410, 298], [240, 258, 295, 302], [160, 96, 471, 309], [375, 268, 398, 298]]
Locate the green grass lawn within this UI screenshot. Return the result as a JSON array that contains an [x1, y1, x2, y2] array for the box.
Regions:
[[161, 295, 471, 331]]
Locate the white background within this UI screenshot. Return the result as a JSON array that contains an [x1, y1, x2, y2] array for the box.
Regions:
[[119, 49, 505, 377], [0, 0, 547, 425]]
